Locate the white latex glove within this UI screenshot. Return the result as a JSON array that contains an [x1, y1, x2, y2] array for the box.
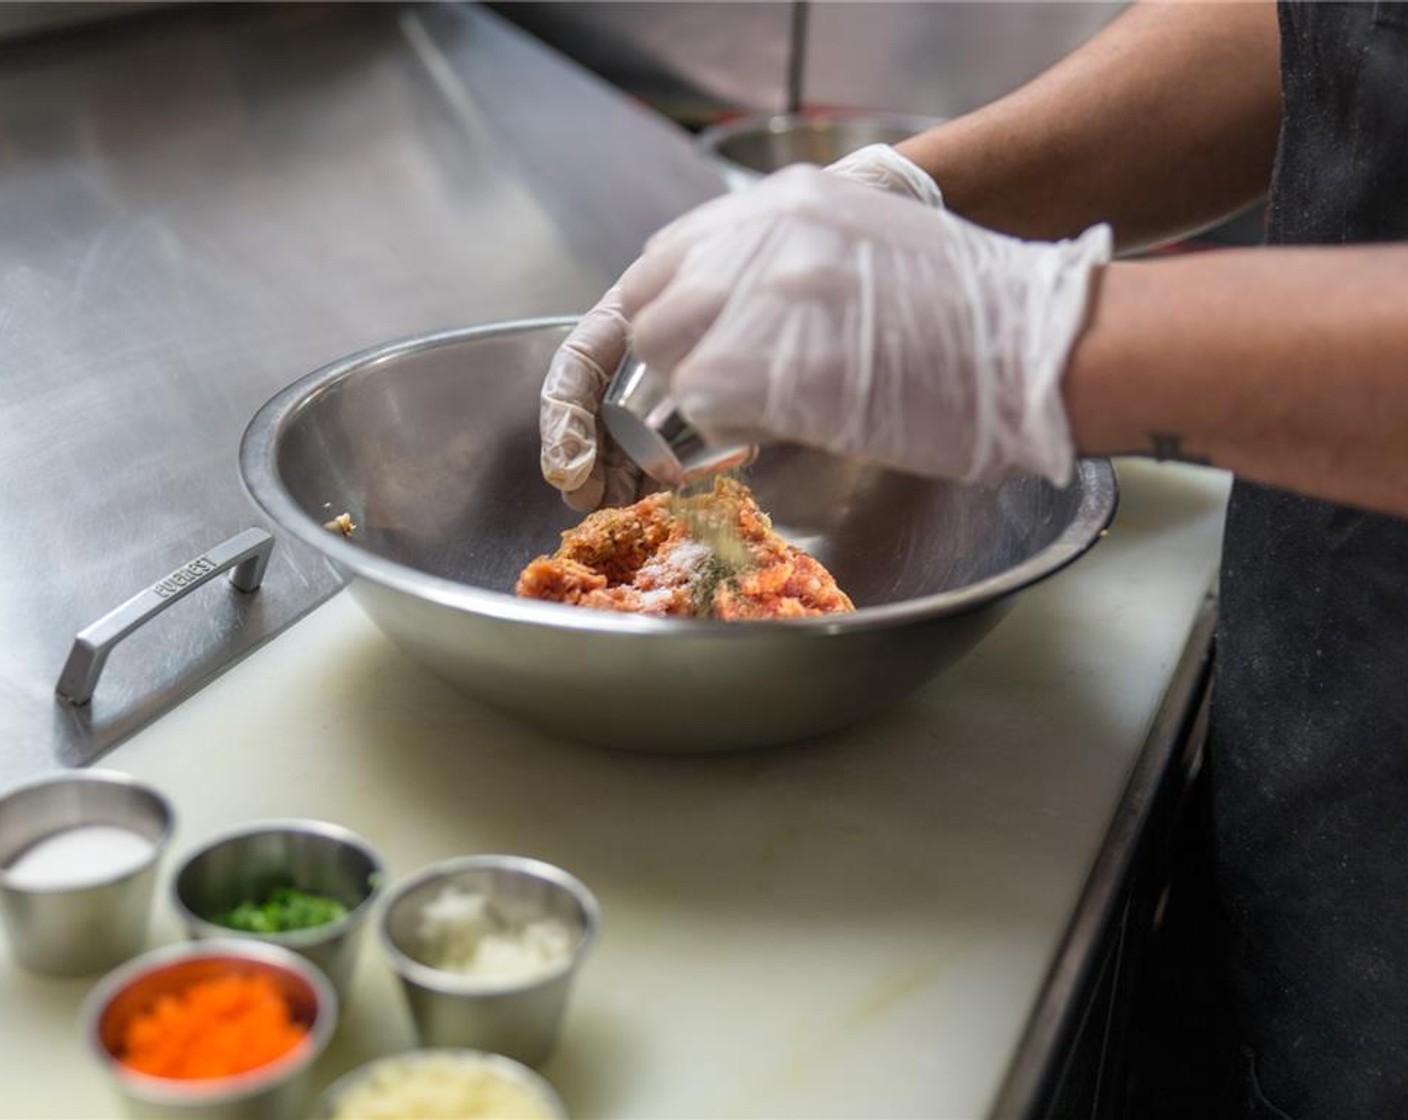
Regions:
[[539, 145, 943, 509], [825, 143, 944, 209], [539, 283, 641, 511], [620, 165, 1112, 486]]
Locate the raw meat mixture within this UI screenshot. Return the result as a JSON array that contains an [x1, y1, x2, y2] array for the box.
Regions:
[[515, 477, 854, 620]]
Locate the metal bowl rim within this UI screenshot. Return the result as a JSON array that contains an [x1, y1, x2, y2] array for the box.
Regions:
[[239, 316, 1118, 636], [376, 853, 600, 997], [80, 938, 338, 1104], [170, 817, 386, 950], [696, 109, 945, 160], [0, 768, 176, 894]]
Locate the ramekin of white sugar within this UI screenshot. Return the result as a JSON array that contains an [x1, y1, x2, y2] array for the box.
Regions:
[[0, 769, 173, 975]]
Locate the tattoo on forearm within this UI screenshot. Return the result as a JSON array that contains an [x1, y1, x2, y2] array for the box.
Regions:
[[1147, 432, 1212, 465]]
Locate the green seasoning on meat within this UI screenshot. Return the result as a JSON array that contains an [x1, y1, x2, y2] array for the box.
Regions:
[[667, 477, 754, 617], [214, 887, 348, 934], [691, 552, 743, 616]]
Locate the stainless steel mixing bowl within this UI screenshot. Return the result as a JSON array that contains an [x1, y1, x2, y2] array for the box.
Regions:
[[239, 318, 1115, 752], [697, 111, 942, 191]]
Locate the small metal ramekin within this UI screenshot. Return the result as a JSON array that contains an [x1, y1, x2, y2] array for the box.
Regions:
[[171, 818, 384, 1003], [310, 1048, 566, 1119], [377, 854, 599, 1068], [81, 939, 338, 1120], [0, 769, 174, 976], [601, 355, 757, 488]]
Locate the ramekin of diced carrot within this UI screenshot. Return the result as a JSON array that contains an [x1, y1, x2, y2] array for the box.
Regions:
[[81, 940, 337, 1120]]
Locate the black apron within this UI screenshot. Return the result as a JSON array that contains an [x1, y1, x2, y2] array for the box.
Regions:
[[1212, 3, 1408, 1117]]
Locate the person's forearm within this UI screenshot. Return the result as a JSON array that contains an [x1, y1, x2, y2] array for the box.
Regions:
[[896, 2, 1282, 251], [1064, 248, 1408, 517]]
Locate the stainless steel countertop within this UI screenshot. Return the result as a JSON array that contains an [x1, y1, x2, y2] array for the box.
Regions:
[[0, 2, 724, 780], [492, 2, 1123, 122]]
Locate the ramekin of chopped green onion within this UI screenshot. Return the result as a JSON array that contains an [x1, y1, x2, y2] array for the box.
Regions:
[[171, 819, 386, 1002], [216, 887, 348, 934]]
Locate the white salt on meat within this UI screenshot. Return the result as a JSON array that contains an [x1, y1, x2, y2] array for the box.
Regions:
[[4, 824, 154, 889], [632, 539, 716, 612], [635, 539, 713, 589]]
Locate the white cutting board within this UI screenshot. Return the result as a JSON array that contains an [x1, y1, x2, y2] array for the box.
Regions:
[[0, 462, 1230, 1120]]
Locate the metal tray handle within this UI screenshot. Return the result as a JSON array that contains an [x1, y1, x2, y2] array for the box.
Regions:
[[56, 528, 275, 706]]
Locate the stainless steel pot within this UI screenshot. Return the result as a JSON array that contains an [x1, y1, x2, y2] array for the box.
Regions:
[[697, 111, 942, 191], [239, 318, 1115, 752]]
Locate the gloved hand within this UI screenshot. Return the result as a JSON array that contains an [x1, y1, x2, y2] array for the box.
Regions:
[[824, 142, 944, 208], [539, 282, 638, 511], [539, 145, 942, 509], [621, 164, 1111, 486]]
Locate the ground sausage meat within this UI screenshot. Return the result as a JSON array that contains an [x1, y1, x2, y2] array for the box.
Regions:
[[515, 477, 854, 619]]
